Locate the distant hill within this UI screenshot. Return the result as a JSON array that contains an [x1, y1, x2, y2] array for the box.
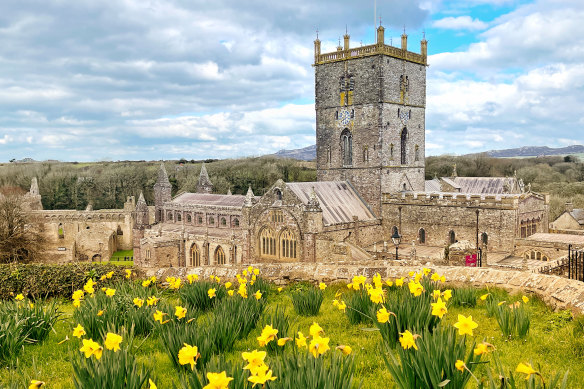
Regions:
[[485, 145, 584, 158], [272, 144, 316, 161]]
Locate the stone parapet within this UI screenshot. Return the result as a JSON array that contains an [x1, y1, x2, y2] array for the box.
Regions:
[[382, 192, 521, 209], [143, 261, 584, 314]]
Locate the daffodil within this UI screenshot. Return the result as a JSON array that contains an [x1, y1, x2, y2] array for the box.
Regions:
[[453, 314, 478, 336], [142, 279, 152, 287], [277, 287, 283, 292], [337, 300, 346, 312], [178, 343, 199, 370], [125, 269, 132, 279], [228, 290, 234, 296], [522, 295, 529, 303], [208, 288, 216, 299], [242, 349, 267, 375], [107, 271, 114, 279], [309, 322, 324, 337], [442, 289, 452, 301], [15, 293, 26, 301], [225, 281, 232, 289], [422, 268, 431, 276], [254, 290, 262, 300], [147, 296, 159, 306], [28, 380, 45, 389], [203, 371, 233, 389], [431, 273, 440, 282], [431, 297, 448, 319], [104, 332, 122, 352], [253, 268, 259, 275], [432, 289, 441, 300], [238, 284, 248, 298], [153, 310, 167, 324], [372, 273, 382, 288], [480, 293, 490, 301], [369, 287, 385, 304], [72, 324, 86, 338], [377, 307, 392, 323], [309, 335, 330, 357], [175, 305, 187, 320], [408, 281, 424, 297], [148, 379, 157, 389], [455, 360, 466, 372], [395, 277, 405, 287], [97, 310, 104, 316], [516, 362, 539, 379], [399, 330, 418, 350], [257, 325, 278, 347], [440, 275, 446, 283], [296, 331, 308, 348], [336, 345, 352, 355], [133, 297, 144, 308], [474, 342, 494, 356], [319, 282, 327, 290], [79, 339, 103, 360], [105, 288, 115, 297], [72, 290, 84, 300], [248, 366, 277, 387], [385, 280, 393, 287], [84, 279, 95, 295]]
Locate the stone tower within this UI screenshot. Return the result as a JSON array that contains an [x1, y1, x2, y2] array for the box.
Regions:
[[133, 192, 149, 265], [196, 163, 214, 194], [154, 162, 171, 223], [314, 26, 427, 215]]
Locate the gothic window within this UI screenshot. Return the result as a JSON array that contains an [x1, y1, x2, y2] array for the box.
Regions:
[[117, 226, 123, 235], [275, 189, 282, 201], [391, 226, 398, 236], [260, 228, 277, 257], [481, 232, 488, 246], [271, 211, 283, 223], [187, 214, 192, 223], [209, 216, 215, 225], [419, 228, 426, 244], [351, 109, 354, 118], [146, 249, 151, 259], [58, 223, 64, 239], [414, 145, 419, 162], [233, 218, 240, 227], [167, 212, 173, 221], [280, 230, 297, 259], [190, 244, 200, 267], [221, 217, 227, 226], [341, 129, 352, 167], [198, 215, 203, 224], [449, 230, 456, 245], [215, 246, 226, 265], [400, 128, 408, 165], [335, 111, 338, 120], [177, 213, 182, 222]]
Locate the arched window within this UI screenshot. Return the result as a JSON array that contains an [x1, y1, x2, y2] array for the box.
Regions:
[[221, 217, 227, 226], [481, 232, 488, 246], [419, 228, 426, 244], [414, 145, 419, 162], [187, 214, 192, 223], [116, 225, 123, 235], [391, 226, 398, 236], [198, 215, 203, 224], [215, 246, 226, 265], [204, 243, 210, 265], [260, 228, 277, 257], [341, 129, 352, 167], [401, 128, 408, 165], [233, 218, 240, 227], [209, 216, 215, 225], [280, 230, 297, 259], [275, 189, 282, 201], [58, 223, 64, 239], [177, 213, 182, 222], [190, 244, 200, 267], [167, 212, 173, 221], [449, 230, 456, 245]]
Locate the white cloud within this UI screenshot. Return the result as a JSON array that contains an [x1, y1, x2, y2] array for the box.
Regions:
[[433, 16, 488, 31]]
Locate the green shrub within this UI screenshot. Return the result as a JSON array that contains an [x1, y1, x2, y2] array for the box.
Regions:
[[291, 285, 324, 316], [261, 305, 290, 354], [247, 277, 272, 299], [493, 302, 531, 339], [384, 326, 481, 389], [175, 355, 253, 389], [215, 295, 265, 340], [0, 316, 29, 367], [451, 287, 477, 308], [0, 263, 133, 299], [481, 356, 569, 389], [345, 289, 375, 325], [179, 280, 226, 312]]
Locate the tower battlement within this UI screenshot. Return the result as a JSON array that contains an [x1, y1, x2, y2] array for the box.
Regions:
[[381, 192, 550, 209], [314, 26, 427, 66]]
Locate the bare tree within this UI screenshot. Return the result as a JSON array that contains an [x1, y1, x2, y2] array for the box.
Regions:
[[0, 187, 45, 263]]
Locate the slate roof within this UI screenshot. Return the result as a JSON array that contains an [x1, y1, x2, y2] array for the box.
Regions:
[[286, 181, 376, 226], [171, 193, 246, 208], [570, 209, 584, 225], [424, 179, 441, 192], [452, 177, 518, 194]]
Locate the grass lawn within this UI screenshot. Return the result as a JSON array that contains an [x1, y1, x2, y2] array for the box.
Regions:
[[1, 281, 584, 388]]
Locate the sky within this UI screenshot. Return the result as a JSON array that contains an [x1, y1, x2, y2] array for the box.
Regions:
[[0, 0, 583, 162]]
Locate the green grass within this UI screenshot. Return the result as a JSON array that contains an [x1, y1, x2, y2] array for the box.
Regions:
[[110, 250, 133, 261], [1, 283, 584, 388]]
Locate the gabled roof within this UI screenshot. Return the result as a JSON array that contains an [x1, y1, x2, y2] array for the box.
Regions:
[[286, 181, 376, 226], [171, 193, 246, 208], [570, 209, 584, 225], [424, 179, 441, 192], [452, 177, 518, 194]]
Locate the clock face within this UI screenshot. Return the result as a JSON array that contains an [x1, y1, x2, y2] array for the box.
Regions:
[[338, 109, 351, 125]]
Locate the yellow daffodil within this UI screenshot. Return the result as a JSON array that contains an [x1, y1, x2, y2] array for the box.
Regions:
[[97, 310, 104, 316], [440, 276, 446, 283], [309, 335, 330, 357], [28, 380, 45, 389], [336, 345, 352, 355], [414, 272, 422, 283], [498, 301, 506, 306], [105, 288, 115, 297], [242, 349, 267, 375], [133, 297, 144, 308], [228, 290, 234, 296], [203, 371, 233, 389], [431, 273, 440, 281], [369, 287, 385, 304], [453, 314, 478, 336], [257, 325, 278, 347], [73, 299, 81, 308], [474, 342, 494, 356], [455, 360, 466, 372], [153, 310, 167, 324], [385, 280, 393, 287], [79, 339, 103, 360], [399, 330, 419, 350], [431, 297, 448, 319], [147, 296, 159, 306], [175, 305, 187, 320], [248, 366, 277, 387], [522, 295, 529, 303], [187, 274, 199, 284], [225, 281, 232, 289], [372, 273, 383, 288], [15, 293, 24, 301], [72, 324, 86, 338], [408, 271, 415, 277], [277, 337, 292, 346], [215, 277, 221, 283], [243, 270, 248, 276], [104, 332, 122, 352], [238, 284, 248, 299], [377, 307, 393, 323], [72, 290, 84, 300], [253, 268, 260, 275], [254, 290, 262, 300], [337, 300, 346, 312], [442, 289, 452, 301], [432, 289, 441, 300], [142, 279, 152, 287], [408, 281, 424, 297], [422, 268, 431, 276], [347, 283, 354, 290], [395, 277, 405, 287], [277, 287, 283, 292], [107, 271, 114, 279], [309, 322, 324, 337], [516, 362, 539, 379], [178, 343, 199, 370], [148, 379, 157, 389], [480, 293, 490, 301], [296, 331, 308, 348], [208, 288, 216, 299], [319, 282, 327, 290], [84, 279, 95, 295], [100, 275, 107, 281]]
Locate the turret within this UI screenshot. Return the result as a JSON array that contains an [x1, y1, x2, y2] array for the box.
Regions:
[[153, 162, 172, 222], [244, 184, 255, 207], [196, 163, 213, 194], [135, 192, 149, 227], [401, 31, 408, 51]]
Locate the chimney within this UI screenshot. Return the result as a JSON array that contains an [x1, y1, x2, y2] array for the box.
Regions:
[[314, 38, 321, 63], [343, 33, 350, 51], [566, 201, 574, 213], [421, 38, 427, 58]]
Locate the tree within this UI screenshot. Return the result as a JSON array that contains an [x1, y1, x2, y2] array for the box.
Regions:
[[0, 187, 45, 263]]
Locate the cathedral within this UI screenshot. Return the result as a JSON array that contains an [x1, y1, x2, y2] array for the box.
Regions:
[[132, 26, 550, 268]]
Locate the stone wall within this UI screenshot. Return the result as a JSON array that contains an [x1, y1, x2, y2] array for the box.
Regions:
[[144, 261, 584, 314]]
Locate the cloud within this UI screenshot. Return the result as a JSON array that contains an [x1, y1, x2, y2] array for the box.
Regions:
[[433, 16, 488, 31]]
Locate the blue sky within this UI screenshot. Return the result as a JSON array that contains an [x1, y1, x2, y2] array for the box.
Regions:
[[0, 0, 582, 161]]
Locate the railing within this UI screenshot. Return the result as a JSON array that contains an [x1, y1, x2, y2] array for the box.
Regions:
[[316, 43, 426, 65], [568, 245, 584, 281]]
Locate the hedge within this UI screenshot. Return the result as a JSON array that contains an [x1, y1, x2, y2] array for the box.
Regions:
[[0, 263, 138, 300]]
